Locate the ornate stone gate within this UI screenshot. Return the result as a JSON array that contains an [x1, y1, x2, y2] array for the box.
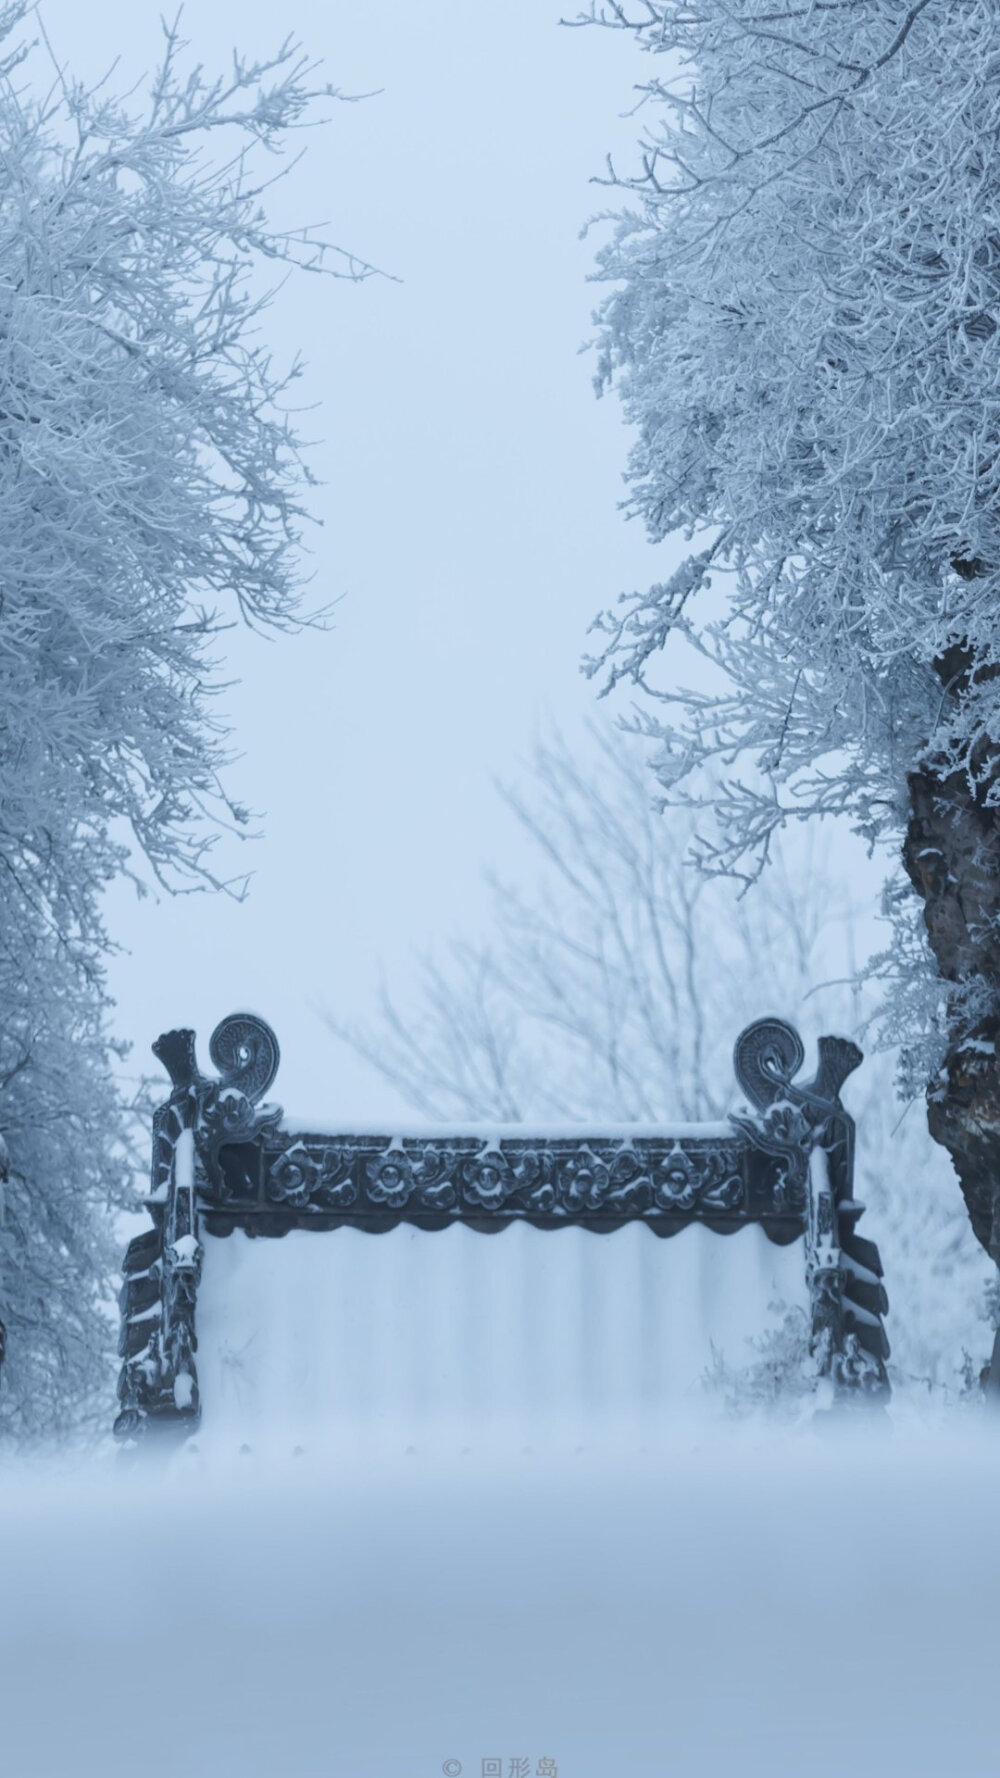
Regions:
[[114, 1012, 890, 1437]]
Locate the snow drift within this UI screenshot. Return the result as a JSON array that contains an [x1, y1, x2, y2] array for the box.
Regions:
[[0, 1419, 995, 1778]]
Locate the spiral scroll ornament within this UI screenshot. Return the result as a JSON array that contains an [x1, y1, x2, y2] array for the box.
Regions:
[[208, 1013, 280, 1104], [730, 1017, 815, 1184], [733, 1018, 806, 1110]]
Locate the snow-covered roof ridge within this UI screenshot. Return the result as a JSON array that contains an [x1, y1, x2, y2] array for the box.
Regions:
[[276, 1113, 738, 1143]]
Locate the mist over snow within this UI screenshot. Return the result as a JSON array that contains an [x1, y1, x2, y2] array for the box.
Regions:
[[2, 1421, 999, 1778], [3, 1216, 992, 1777]]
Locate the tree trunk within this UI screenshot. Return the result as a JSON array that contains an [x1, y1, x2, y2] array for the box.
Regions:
[[903, 761, 1000, 1260]]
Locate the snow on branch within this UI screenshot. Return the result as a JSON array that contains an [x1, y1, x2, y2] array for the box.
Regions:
[[0, 11, 374, 898], [0, 11, 369, 1437], [585, 0, 1000, 863]]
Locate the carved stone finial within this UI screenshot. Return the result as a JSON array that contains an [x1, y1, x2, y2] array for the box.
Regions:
[[807, 1034, 863, 1107], [733, 1017, 806, 1110], [733, 1018, 862, 1116], [208, 1013, 280, 1103], [152, 1027, 201, 1092]]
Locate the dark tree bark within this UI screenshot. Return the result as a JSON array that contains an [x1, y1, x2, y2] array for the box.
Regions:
[[904, 713, 1000, 1260]]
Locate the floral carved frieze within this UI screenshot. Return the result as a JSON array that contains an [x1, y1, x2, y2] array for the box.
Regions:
[[227, 1132, 753, 1221]]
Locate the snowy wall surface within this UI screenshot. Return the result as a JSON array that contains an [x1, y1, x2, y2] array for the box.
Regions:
[[195, 1220, 809, 1454]]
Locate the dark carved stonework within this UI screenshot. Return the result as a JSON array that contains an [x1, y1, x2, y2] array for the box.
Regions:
[[114, 1011, 890, 1441], [206, 1129, 758, 1232]]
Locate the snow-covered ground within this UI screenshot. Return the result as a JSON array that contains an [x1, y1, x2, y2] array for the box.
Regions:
[[1, 1419, 998, 1778], [2, 1223, 996, 1778]]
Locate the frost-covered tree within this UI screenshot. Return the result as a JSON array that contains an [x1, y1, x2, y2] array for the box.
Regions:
[[335, 727, 859, 1124], [0, 6, 367, 1437], [331, 727, 992, 1388], [580, 1, 1000, 1266], [0, 914, 137, 1440]]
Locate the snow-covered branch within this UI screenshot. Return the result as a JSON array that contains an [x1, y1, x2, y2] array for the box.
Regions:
[[0, 12, 366, 1437]]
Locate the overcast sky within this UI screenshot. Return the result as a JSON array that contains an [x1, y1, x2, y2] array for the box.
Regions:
[[31, 0, 677, 1116]]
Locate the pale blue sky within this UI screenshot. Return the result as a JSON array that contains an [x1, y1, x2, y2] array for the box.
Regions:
[[33, 1, 672, 1115]]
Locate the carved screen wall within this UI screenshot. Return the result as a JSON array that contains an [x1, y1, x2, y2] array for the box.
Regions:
[[193, 1220, 810, 1455], [116, 1013, 890, 1443]]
